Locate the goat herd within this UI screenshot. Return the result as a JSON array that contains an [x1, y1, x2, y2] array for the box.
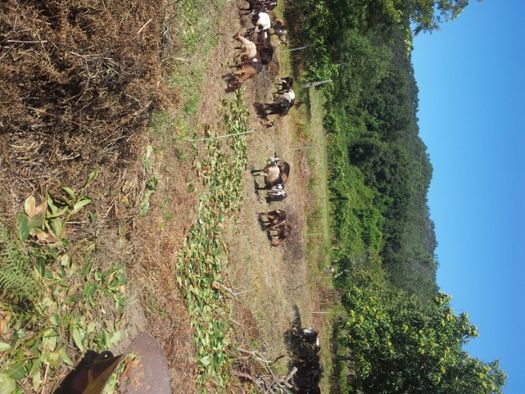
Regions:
[[223, 0, 295, 127], [222, 0, 297, 247], [222, 5, 322, 389]]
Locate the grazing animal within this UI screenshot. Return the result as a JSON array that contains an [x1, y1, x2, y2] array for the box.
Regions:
[[233, 32, 257, 62], [223, 59, 263, 90], [244, 11, 271, 38], [252, 11, 271, 33], [262, 85, 295, 116], [265, 184, 287, 202], [251, 156, 290, 189], [269, 222, 292, 246], [302, 328, 321, 349], [259, 43, 274, 65], [276, 76, 294, 95], [239, 0, 266, 15], [285, 307, 323, 393], [258, 209, 287, 230], [261, 96, 294, 116], [239, 0, 277, 15], [271, 19, 288, 45]]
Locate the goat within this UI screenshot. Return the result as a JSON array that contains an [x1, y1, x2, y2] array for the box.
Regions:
[[261, 85, 295, 116], [265, 183, 287, 203], [233, 32, 257, 62], [251, 156, 290, 190], [269, 222, 292, 246], [302, 328, 321, 349], [276, 76, 293, 95], [271, 19, 288, 45], [258, 209, 287, 230], [261, 97, 294, 116], [223, 59, 262, 90], [244, 11, 271, 38], [259, 43, 274, 65], [239, 0, 265, 15], [239, 0, 277, 15]]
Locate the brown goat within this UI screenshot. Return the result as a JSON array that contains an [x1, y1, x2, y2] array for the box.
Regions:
[[258, 209, 287, 230], [233, 32, 257, 62], [223, 59, 262, 90], [269, 222, 292, 246], [251, 157, 290, 189]]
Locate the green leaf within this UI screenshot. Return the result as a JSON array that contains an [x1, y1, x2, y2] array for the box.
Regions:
[[0, 373, 16, 394], [29, 358, 42, 392], [48, 351, 61, 368], [27, 215, 44, 231], [46, 206, 68, 219], [106, 330, 123, 347], [50, 219, 63, 239], [42, 329, 57, 353], [62, 187, 76, 202], [0, 342, 11, 352], [46, 195, 59, 215], [7, 361, 25, 381], [16, 213, 29, 240], [199, 355, 210, 367], [31, 369, 41, 392], [147, 176, 158, 190], [59, 348, 74, 366], [71, 326, 85, 352], [87, 169, 99, 183], [71, 198, 92, 215]]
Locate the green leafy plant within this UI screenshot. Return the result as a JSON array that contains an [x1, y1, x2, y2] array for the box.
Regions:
[[0, 174, 127, 392], [16, 170, 98, 245], [176, 91, 248, 388], [0, 224, 42, 306]]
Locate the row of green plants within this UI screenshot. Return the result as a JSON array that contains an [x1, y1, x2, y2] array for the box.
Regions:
[[0, 174, 126, 393], [165, 0, 226, 137], [175, 91, 248, 389]]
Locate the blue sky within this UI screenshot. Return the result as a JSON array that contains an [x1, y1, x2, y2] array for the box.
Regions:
[[412, 1, 525, 392]]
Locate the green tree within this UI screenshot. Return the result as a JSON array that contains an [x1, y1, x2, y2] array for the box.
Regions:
[[401, 0, 471, 34], [338, 269, 506, 393]]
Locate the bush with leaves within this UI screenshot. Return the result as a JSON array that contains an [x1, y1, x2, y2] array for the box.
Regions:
[[336, 269, 506, 394]]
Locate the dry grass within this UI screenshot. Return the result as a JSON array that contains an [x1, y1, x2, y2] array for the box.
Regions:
[[0, 0, 171, 200]]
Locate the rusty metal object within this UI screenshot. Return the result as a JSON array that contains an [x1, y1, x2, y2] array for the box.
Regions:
[[118, 332, 171, 394]]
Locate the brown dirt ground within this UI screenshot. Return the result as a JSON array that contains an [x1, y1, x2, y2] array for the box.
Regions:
[[223, 12, 321, 376]]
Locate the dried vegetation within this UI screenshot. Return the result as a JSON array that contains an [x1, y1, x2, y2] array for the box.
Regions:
[[0, 0, 170, 197]]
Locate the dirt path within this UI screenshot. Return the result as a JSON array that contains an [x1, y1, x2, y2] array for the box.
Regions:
[[224, 63, 318, 374]]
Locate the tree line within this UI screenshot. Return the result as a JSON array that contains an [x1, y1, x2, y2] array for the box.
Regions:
[[285, 0, 506, 392]]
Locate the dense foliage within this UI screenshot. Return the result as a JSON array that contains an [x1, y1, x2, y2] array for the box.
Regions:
[[285, 0, 506, 392], [337, 269, 506, 394]]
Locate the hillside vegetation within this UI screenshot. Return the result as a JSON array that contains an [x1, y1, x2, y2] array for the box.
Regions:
[[285, 0, 507, 392]]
